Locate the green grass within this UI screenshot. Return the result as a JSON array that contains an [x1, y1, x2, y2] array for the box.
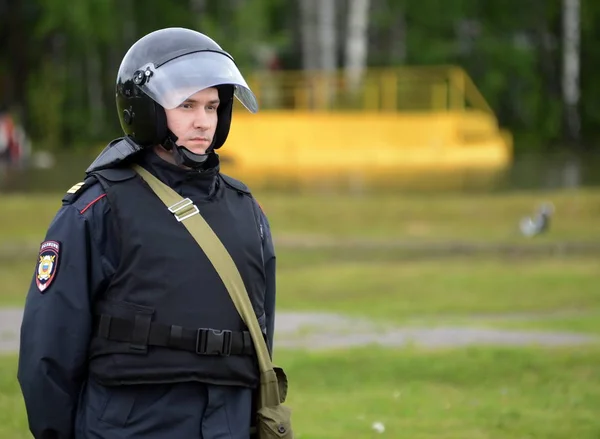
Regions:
[[4, 253, 600, 337], [3, 346, 600, 438], [4, 250, 600, 323], [3, 189, 600, 438], [0, 259, 34, 307], [4, 255, 600, 319], [260, 188, 600, 243], [2, 188, 600, 245], [276, 253, 600, 325], [277, 346, 600, 439], [0, 356, 29, 438], [0, 195, 61, 243]]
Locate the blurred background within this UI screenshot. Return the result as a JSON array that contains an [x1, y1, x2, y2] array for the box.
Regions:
[[1, 0, 600, 438]]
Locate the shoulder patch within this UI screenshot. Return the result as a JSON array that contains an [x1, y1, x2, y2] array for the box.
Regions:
[[219, 173, 251, 195], [36, 240, 61, 293]]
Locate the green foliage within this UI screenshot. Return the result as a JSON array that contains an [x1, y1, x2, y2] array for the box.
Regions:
[[25, 61, 67, 151], [1, 0, 599, 152]]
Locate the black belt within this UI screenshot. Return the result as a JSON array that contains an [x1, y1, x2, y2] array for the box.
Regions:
[[94, 314, 255, 357]]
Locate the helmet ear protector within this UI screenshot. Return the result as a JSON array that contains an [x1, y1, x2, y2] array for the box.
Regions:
[[117, 81, 169, 147]]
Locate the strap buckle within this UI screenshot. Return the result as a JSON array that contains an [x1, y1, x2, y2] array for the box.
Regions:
[[168, 198, 199, 222], [196, 328, 233, 356]]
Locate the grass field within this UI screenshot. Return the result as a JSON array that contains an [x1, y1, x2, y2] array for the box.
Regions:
[[2, 188, 600, 244], [4, 252, 599, 335], [2, 346, 600, 438], [2, 188, 600, 438]]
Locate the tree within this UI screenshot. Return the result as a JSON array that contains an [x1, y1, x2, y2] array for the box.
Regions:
[[344, 0, 371, 94], [562, 0, 581, 146]]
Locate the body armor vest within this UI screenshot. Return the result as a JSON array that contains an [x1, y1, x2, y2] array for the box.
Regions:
[[86, 167, 266, 388]]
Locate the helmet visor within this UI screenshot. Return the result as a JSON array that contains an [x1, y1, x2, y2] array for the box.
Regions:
[[139, 51, 258, 112]]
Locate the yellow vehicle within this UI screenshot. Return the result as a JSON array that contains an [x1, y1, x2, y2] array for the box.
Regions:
[[220, 66, 512, 191]]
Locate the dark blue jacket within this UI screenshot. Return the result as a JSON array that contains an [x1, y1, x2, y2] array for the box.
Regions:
[[17, 151, 277, 439]]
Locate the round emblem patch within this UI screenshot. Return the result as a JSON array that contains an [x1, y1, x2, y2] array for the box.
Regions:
[[36, 240, 61, 293]]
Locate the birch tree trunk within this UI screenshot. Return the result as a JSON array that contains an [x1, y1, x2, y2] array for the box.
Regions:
[[318, 0, 337, 107], [345, 0, 370, 94], [299, 0, 319, 71], [562, 0, 581, 145], [318, 0, 337, 72]]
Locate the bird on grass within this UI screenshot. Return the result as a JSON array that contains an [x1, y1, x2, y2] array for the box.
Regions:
[[519, 202, 555, 237]]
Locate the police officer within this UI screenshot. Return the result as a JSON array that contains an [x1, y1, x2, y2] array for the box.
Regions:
[[17, 27, 276, 439]]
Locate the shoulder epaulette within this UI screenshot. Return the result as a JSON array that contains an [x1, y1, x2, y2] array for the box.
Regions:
[[62, 165, 138, 206], [219, 173, 251, 195], [62, 175, 99, 205]]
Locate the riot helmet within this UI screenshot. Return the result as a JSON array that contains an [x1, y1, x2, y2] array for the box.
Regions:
[[114, 27, 258, 168]]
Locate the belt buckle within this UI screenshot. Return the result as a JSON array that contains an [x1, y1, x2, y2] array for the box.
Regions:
[[196, 328, 233, 356]]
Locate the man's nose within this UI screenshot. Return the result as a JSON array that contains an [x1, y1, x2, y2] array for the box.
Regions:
[[193, 109, 211, 130]]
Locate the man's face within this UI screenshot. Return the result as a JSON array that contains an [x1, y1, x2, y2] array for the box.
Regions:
[[164, 87, 219, 154]]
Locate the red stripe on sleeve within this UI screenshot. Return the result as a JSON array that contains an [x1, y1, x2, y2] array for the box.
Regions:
[[79, 194, 107, 214]]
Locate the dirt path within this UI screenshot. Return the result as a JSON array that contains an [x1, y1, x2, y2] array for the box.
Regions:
[[2, 308, 597, 354], [1, 308, 23, 353]]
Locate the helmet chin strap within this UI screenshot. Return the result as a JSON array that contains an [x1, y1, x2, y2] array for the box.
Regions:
[[162, 132, 214, 169]]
